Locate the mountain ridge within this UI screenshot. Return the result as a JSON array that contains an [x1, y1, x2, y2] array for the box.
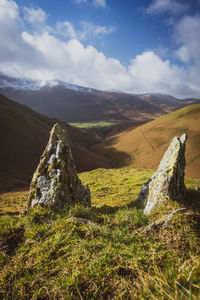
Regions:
[[1, 73, 199, 123]]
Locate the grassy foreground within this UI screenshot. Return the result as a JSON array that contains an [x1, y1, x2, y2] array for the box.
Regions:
[[0, 168, 200, 299]]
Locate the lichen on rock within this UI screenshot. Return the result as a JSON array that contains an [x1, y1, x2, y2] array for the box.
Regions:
[[137, 133, 187, 214], [26, 123, 91, 210]]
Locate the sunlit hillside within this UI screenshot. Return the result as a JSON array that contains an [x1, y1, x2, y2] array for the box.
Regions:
[[99, 104, 200, 179]]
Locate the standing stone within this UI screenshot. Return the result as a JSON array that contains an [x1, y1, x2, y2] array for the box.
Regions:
[[137, 134, 187, 214], [26, 123, 91, 210]]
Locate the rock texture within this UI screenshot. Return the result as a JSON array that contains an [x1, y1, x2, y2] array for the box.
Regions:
[[137, 134, 187, 214], [26, 123, 91, 210]]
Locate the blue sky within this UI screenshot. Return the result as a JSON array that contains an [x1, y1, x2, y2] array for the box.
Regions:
[[0, 0, 200, 97]]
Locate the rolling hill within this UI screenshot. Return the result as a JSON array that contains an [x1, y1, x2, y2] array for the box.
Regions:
[[96, 104, 200, 179], [1, 73, 196, 123], [0, 94, 110, 192]]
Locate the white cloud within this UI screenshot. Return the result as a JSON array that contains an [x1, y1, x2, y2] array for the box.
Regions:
[[24, 7, 47, 24], [21, 32, 132, 90], [79, 21, 116, 39], [0, 0, 200, 98], [128, 51, 186, 94], [74, 0, 87, 3], [147, 0, 188, 15], [57, 21, 77, 39], [0, 0, 18, 21], [92, 0, 106, 8], [57, 20, 116, 40], [74, 0, 107, 8], [174, 14, 200, 63]]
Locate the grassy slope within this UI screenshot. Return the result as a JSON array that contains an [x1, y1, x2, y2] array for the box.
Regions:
[[0, 168, 200, 299], [0, 94, 110, 192], [101, 104, 200, 179]]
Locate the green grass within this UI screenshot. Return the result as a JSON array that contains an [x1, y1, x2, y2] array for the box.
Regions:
[[69, 121, 117, 128], [79, 167, 153, 207], [0, 168, 200, 299]]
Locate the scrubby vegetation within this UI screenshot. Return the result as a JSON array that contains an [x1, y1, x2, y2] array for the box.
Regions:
[[0, 168, 200, 299]]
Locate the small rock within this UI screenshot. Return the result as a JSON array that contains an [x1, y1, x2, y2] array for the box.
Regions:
[[137, 134, 187, 214], [26, 123, 91, 210], [67, 217, 93, 226]]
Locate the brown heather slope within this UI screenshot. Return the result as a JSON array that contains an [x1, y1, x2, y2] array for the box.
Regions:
[[0, 94, 110, 192], [97, 104, 200, 179]]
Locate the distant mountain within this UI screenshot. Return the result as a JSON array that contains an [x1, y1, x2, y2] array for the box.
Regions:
[[1, 73, 197, 123], [97, 104, 200, 179], [139, 94, 182, 112], [0, 93, 110, 192]]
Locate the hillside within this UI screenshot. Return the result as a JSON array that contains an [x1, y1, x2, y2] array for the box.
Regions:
[[0, 168, 200, 299], [0, 74, 194, 123], [0, 85, 165, 122], [95, 104, 200, 179], [0, 94, 110, 192]]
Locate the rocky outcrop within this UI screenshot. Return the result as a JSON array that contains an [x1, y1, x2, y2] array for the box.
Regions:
[[137, 134, 187, 214], [26, 123, 91, 210]]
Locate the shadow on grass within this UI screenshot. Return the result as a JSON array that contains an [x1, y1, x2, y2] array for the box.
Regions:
[[182, 189, 200, 211], [0, 227, 24, 256], [0, 211, 21, 216], [94, 146, 133, 168]]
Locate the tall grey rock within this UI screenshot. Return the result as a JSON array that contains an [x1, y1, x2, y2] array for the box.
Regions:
[[26, 123, 91, 210], [137, 134, 187, 214]]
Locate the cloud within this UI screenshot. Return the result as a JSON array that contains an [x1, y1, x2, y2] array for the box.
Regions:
[[74, 0, 107, 8], [128, 51, 186, 94], [24, 7, 47, 24], [79, 21, 116, 39], [57, 20, 116, 40], [174, 14, 200, 63], [147, 0, 188, 15], [0, 0, 200, 98], [0, 0, 18, 21], [57, 21, 77, 39], [21, 32, 132, 90], [92, 0, 106, 8], [74, 0, 87, 3]]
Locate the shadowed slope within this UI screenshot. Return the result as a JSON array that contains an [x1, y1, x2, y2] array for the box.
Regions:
[[101, 104, 200, 178], [0, 94, 110, 192]]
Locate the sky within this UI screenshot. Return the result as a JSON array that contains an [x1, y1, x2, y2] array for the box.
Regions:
[[0, 0, 200, 98]]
